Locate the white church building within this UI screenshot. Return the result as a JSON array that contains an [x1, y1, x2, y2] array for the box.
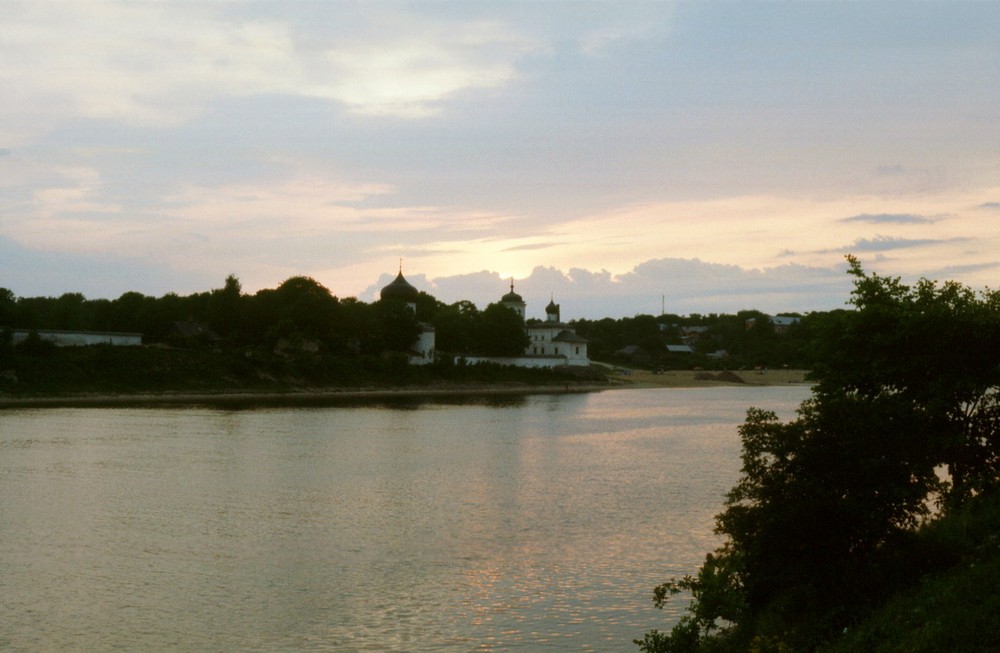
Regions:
[[379, 271, 588, 368], [466, 281, 590, 368]]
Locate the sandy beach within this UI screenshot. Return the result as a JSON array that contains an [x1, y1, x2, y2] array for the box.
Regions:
[[609, 367, 811, 388]]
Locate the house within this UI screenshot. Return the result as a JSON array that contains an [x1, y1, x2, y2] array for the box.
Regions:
[[614, 344, 654, 365], [770, 315, 801, 334], [745, 315, 802, 334], [680, 326, 709, 346]]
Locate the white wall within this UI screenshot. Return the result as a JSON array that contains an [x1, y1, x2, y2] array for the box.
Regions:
[[460, 355, 572, 369], [407, 328, 436, 365], [11, 330, 142, 347]]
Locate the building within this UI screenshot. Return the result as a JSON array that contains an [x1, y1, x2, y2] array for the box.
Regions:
[[379, 269, 436, 365], [9, 329, 143, 347], [377, 273, 588, 369], [524, 297, 589, 366], [679, 325, 709, 346], [498, 279, 526, 318], [745, 315, 802, 334], [466, 282, 589, 368]]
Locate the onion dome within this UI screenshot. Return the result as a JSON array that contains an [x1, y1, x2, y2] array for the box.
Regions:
[[501, 280, 523, 303], [380, 271, 419, 302], [545, 297, 560, 322]]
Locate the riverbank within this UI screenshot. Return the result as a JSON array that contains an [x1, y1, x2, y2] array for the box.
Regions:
[[1, 345, 618, 408], [0, 382, 612, 408], [611, 367, 811, 388], [0, 369, 812, 409]]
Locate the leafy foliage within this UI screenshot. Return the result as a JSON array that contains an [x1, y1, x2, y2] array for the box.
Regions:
[[574, 309, 817, 371], [476, 303, 530, 356], [431, 300, 480, 353], [638, 257, 1000, 652], [813, 256, 1000, 505]]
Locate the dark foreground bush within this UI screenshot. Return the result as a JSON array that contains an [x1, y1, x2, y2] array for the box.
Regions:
[[637, 257, 1000, 652]]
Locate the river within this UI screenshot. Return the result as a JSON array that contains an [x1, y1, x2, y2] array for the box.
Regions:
[[0, 386, 810, 652]]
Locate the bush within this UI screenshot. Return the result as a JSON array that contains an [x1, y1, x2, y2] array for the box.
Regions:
[[638, 257, 1000, 651]]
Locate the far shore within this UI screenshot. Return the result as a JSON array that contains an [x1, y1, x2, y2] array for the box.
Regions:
[[0, 369, 811, 409], [0, 383, 608, 409], [611, 367, 812, 388]]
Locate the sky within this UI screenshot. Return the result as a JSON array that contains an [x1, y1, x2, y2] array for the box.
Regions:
[[2, 1, 999, 319]]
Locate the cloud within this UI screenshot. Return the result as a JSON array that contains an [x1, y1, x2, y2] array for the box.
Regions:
[[3, 0, 1000, 323], [814, 235, 961, 255], [357, 258, 855, 318], [416, 269, 506, 304], [1, 2, 301, 129], [320, 15, 541, 118], [501, 242, 565, 252], [929, 262, 1000, 278], [0, 234, 200, 299], [0, 1, 546, 133], [0, 162, 530, 297], [849, 236, 964, 253], [840, 213, 938, 225], [0, 166, 130, 254]]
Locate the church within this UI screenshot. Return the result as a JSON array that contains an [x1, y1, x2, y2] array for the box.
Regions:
[[498, 282, 589, 366], [379, 269, 436, 365], [379, 270, 589, 368]]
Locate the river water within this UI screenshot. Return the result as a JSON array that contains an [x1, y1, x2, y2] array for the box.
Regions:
[[0, 386, 810, 652]]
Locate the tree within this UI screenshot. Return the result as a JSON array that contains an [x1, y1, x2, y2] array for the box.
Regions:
[[373, 299, 422, 356], [135, 292, 188, 344], [206, 274, 246, 340], [109, 291, 156, 335], [413, 290, 442, 323], [812, 256, 1000, 505], [334, 297, 376, 354], [249, 276, 340, 345], [476, 303, 529, 356], [432, 300, 480, 353], [0, 288, 16, 329], [638, 257, 1000, 652], [52, 293, 89, 330]]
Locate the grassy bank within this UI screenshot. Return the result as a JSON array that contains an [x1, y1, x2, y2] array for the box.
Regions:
[[0, 344, 608, 402], [1, 343, 812, 403]]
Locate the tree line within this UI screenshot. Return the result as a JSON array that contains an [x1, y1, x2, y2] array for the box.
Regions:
[[2, 273, 843, 367], [574, 309, 830, 370], [0, 275, 528, 358]]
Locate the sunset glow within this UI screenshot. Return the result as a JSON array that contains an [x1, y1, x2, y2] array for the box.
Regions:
[[2, 1, 998, 317]]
